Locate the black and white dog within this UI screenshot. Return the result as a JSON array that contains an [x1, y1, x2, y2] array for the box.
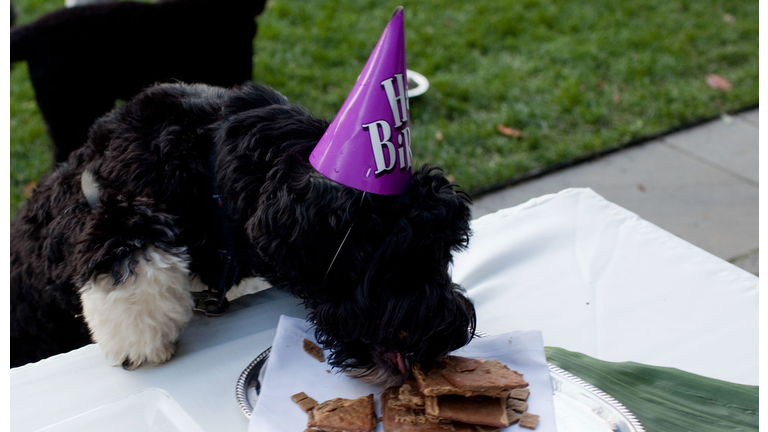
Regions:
[[10, 0, 266, 164], [10, 82, 476, 384]]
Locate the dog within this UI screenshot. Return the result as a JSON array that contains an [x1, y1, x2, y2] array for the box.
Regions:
[[10, 0, 266, 164], [10, 82, 476, 385]]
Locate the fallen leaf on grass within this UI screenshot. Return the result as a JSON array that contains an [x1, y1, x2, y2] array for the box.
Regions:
[[706, 74, 732, 92], [435, 131, 444, 141], [612, 94, 621, 103], [23, 181, 38, 197], [723, 13, 735, 23], [497, 124, 523, 137]]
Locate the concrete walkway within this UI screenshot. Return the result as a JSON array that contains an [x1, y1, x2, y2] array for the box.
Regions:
[[471, 109, 759, 275]]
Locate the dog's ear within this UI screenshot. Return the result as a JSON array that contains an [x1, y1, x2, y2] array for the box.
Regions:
[[394, 165, 472, 253], [353, 165, 471, 293], [245, 159, 364, 289]]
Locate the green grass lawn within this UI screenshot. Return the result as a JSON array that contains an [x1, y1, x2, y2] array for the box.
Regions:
[[10, 0, 758, 218]]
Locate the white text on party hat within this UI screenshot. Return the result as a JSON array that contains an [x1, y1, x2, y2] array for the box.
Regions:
[[362, 74, 412, 176]]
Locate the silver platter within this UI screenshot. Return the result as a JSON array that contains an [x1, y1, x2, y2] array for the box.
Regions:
[[548, 364, 645, 432], [236, 348, 645, 432], [235, 347, 270, 419]]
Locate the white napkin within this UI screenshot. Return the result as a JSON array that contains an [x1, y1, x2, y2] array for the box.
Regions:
[[249, 315, 556, 431]]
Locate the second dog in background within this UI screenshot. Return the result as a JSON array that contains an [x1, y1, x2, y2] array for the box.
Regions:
[[11, 0, 267, 164]]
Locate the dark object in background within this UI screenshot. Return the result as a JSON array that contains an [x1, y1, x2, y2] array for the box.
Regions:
[[10, 0, 267, 164]]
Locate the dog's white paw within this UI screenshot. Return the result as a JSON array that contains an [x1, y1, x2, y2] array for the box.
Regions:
[[80, 246, 193, 369], [118, 341, 178, 371]]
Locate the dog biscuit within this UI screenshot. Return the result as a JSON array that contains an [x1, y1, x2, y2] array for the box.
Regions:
[[442, 357, 528, 396], [414, 356, 528, 397], [292, 392, 311, 403], [380, 387, 477, 432], [303, 338, 325, 362], [424, 394, 512, 428], [298, 397, 319, 412], [519, 412, 540, 430], [292, 392, 319, 412], [395, 378, 425, 408], [508, 388, 530, 401], [505, 409, 521, 425], [308, 394, 375, 432], [507, 399, 528, 413]]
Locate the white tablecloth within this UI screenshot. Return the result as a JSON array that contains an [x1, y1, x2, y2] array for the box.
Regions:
[[10, 188, 758, 431], [453, 188, 758, 385]]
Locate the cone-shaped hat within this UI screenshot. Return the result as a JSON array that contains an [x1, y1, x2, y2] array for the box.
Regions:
[[309, 7, 412, 195]]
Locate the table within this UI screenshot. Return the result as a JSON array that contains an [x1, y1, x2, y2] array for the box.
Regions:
[[10, 188, 758, 431], [452, 188, 758, 385]]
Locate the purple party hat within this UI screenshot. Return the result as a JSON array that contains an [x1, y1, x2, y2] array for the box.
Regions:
[[309, 7, 412, 195]]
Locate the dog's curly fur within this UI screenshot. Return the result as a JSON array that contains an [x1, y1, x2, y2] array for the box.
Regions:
[[10, 82, 476, 384], [10, 0, 266, 164]]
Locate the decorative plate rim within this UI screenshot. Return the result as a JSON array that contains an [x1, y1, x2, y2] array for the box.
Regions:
[[548, 363, 646, 432], [235, 347, 270, 419]]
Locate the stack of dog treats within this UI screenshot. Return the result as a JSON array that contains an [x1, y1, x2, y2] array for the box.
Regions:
[[291, 352, 539, 431], [380, 356, 539, 431]]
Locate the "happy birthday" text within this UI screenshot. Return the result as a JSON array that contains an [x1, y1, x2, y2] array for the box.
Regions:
[[363, 73, 412, 176]]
